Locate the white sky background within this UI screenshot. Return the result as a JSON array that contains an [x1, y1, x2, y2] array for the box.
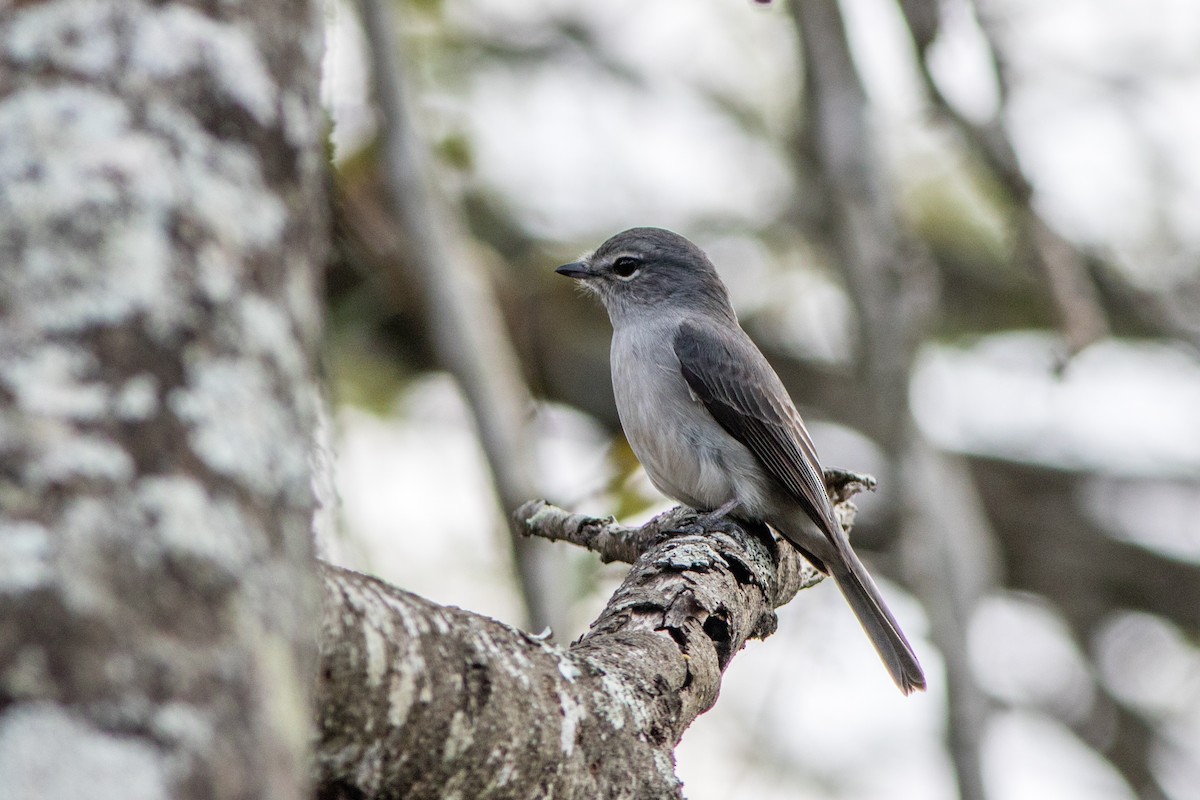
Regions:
[[322, 1, 1200, 798]]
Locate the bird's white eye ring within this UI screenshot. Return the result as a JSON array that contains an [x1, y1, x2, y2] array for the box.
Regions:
[[612, 256, 641, 278]]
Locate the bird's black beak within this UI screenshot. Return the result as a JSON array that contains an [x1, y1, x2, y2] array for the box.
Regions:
[[555, 261, 593, 280]]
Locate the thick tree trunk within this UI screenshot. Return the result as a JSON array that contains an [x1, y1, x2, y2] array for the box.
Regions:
[[0, 2, 327, 798]]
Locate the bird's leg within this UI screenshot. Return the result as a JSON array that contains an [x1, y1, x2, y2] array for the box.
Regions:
[[710, 498, 739, 519], [695, 498, 740, 529]]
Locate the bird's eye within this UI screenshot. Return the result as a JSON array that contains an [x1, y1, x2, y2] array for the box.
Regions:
[[612, 256, 641, 278]]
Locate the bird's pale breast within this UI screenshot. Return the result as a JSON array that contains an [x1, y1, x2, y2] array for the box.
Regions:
[[610, 320, 770, 515]]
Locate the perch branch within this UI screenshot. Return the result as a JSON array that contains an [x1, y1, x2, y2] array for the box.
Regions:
[[514, 467, 873, 601], [315, 474, 874, 799]]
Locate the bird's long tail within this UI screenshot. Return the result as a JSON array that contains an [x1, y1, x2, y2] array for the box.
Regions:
[[827, 541, 926, 695]]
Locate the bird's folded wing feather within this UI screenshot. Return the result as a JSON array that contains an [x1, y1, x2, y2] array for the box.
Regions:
[[673, 319, 841, 540]]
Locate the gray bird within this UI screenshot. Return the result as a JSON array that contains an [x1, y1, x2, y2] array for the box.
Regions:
[[556, 227, 926, 694]]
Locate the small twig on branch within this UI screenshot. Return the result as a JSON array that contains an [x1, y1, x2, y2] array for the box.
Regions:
[[517, 501, 826, 610], [822, 466, 878, 505], [513, 501, 660, 565]]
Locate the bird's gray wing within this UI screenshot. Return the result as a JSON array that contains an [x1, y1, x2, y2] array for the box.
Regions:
[[673, 319, 840, 539]]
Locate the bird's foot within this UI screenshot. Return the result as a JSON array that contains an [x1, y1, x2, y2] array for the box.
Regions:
[[690, 499, 741, 532]]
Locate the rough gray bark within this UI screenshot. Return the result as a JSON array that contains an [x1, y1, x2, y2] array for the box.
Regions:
[[313, 474, 870, 800], [0, 2, 326, 798]]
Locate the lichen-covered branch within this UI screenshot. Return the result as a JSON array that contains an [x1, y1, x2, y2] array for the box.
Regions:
[[0, 2, 326, 798], [314, 519, 772, 800], [515, 501, 824, 606], [511, 463, 875, 599], [315, 475, 874, 799], [316, 563, 684, 800], [513, 502, 666, 565]]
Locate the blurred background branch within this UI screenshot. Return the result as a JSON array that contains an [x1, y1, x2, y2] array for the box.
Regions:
[[351, 0, 560, 631], [322, 1, 1200, 798], [900, 0, 1110, 357], [790, 2, 992, 797]]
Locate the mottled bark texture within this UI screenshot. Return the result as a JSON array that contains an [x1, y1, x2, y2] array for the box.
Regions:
[[0, 2, 326, 799], [314, 473, 871, 800]]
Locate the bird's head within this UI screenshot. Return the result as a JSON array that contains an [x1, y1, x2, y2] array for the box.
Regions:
[[555, 227, 735, 325]]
